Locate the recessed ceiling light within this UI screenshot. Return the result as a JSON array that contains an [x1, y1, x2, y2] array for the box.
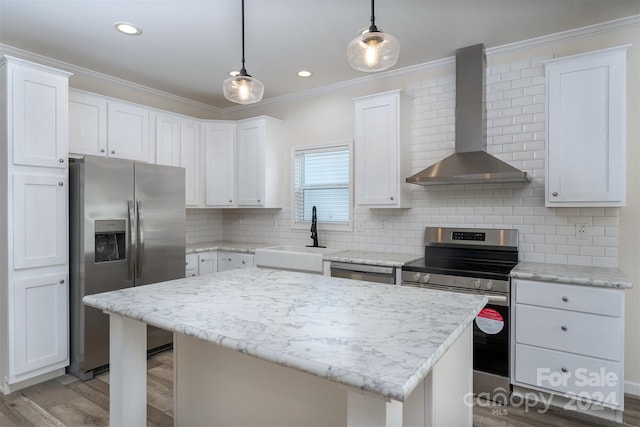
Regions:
[[297, 70, 314, 78], [114, 22, 142, 36], [228, 70, 240, 77]]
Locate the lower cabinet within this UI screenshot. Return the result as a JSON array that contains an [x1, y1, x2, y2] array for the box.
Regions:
[[217, 252, 254, 272], [511, 279, 625, 418], [186, 251, 253, 276], [12, 272, 68, 378]]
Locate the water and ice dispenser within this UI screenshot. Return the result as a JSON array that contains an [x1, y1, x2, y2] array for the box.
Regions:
[[94, 219, 126, 263]]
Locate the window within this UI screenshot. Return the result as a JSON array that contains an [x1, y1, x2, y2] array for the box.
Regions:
[[292, 142, 352, 229]]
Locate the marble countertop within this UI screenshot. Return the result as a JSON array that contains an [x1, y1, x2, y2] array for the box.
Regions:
[[186, 241, 269, 254], [511, 262, 632, 289], [324, 250, 421, 268], [83, 268, 486, 402]]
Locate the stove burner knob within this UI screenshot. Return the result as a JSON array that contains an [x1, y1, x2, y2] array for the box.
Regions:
[[486, 280, 493, 290], [474, 279, 481, 289]]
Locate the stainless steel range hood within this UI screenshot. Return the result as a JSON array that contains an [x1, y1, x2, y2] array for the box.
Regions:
[[406, 44, 530, 185]]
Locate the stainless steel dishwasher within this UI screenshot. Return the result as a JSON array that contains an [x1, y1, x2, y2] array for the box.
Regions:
[[330, 262, 396, 284]]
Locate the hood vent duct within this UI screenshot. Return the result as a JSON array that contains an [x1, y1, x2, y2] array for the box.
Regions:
[[406, 44, 531, 185]]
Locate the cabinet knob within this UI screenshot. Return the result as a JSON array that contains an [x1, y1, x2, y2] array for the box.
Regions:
[[229, 200, 233, 203], [562, 296, 568, 302], [100, 148, 106, 153], [111, 150, 116, 154], [191, 273, 196, 277], [561, 325, 567, 331], [390, 196, 394, 201], [185, 261, 188, 266], [241, 260, 246, 264], [257, 199, 261, 203], [59, 158, 64, 163], [58, 182, 64, 186], [561, 367, 568, 373], [201, 259, 205, 262], [59, 279, 65, 284], [552, 192, 558, 197]]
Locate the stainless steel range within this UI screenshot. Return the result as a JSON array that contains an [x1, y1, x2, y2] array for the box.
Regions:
[[402, 227, 519, 399]]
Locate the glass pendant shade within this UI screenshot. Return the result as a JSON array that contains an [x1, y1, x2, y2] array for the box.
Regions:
[[347, 29, 399, 72], [223, 73, 264, 105]]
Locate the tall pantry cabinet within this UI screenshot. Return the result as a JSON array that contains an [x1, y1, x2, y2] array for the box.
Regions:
[[0, 56, 71, 393]]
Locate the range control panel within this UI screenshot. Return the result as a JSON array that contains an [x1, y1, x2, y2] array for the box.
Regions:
[[452, 231, 486, 241]]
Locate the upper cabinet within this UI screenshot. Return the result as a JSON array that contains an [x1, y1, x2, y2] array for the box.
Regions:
[[354, 90, 412, 208], [155, 113, 181, 167], [202, 121, 236, 208], [69, 89, 150, 162], [236, 116, 284, 208], [180, 118, 201, 207], [9, 59, 69, 168], [545, 46, 629, 207]]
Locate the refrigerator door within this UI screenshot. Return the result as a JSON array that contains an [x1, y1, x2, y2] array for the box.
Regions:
[[134, 162, 185, 349], [69, 156, 135, 377]]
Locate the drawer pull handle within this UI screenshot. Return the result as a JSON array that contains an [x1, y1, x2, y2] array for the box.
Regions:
[[561, 325, 567, 331], [562, 296, 568, 302], [561, 367, 568, 373], [552, 191, 558, 196]]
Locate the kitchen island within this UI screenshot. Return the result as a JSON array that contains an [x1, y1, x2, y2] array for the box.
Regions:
[[84, 268, 487, 427]]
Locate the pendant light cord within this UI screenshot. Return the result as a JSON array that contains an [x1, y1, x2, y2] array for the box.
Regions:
[[369, 0, 378, 32], [240, 0, 247, 74]]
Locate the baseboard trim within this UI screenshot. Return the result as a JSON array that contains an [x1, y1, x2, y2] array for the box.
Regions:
[[625, 380, 640, 397]]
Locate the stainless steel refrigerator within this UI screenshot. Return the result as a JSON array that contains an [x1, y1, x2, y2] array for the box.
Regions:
[[68, 156, 185, 379]]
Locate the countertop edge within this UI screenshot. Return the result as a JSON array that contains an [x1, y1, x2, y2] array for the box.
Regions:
[[510, 262, 632, 289]]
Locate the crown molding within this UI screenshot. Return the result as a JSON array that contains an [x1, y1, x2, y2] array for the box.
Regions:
[[0, 43, 223, 115], [2, 14, 638, 114]]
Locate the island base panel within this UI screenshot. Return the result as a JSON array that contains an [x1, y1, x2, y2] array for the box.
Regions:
[[174, 326, 473, 427]]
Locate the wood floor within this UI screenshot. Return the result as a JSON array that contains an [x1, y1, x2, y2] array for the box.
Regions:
[[0, 349, 638, 427]]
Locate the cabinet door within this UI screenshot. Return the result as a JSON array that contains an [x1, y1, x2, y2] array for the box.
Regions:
[[217, 252, 234, 272], [355, 94, 398, 206], [546, 47, 627, 207], [12, 273, 68, 376], [203, 122, 236, 207], [198, 252, 218, 275], [236, 120, 265, 206], [13, 174, 67, 269], [186, 253, 199, 277], [107, 101, 150, 162], [181, 119, 201, 207], [155, 113, 180, 166], [69, 90, 108, 156], [231, 253, 254, 269], [11, 65, 68, 168]]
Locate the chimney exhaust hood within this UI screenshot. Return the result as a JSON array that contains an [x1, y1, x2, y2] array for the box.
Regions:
[[406, 44, 530, 186]]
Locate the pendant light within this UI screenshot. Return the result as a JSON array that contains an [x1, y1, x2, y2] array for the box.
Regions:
[[223, 0, 264, 104], [347, 0, 399, 72]]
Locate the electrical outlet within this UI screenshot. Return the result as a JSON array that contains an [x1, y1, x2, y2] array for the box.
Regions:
[[575, 224, 589, 239], [380, 219, 387, 230]]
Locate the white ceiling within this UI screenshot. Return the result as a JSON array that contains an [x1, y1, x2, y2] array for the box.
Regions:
[[1, 1, 638, 109]]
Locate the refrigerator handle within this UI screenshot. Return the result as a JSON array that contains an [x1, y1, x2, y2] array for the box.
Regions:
[[127, 200, 136, 280], [136, 200, 145, 278]]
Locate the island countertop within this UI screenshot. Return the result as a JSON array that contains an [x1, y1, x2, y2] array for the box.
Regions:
[[83, 268, 487, 402]]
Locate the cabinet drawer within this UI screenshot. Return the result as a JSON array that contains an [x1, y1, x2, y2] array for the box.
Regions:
[[514, 279, 623, 316], [515, 305, 623, 361], [514, 344, 622, 408]]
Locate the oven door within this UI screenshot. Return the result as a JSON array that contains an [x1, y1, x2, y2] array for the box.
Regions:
[[402, 281, 510, 393]]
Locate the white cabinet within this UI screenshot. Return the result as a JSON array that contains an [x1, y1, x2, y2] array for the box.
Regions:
[[185, 253, 199, 277], [154, 113, 200, 206], [202, 121, 236, 207], [69, 90, 151, 162], [10, 63, 68, 168], [12, 273, 68, 376], [545, 46, 629, 207], [198, 252, 218, 275], [12, 174, 67, 269], [217, 252, 254, 272], [236, 116, 284, 208], [69, 90, 108, 156], [107, 101, 150, 162], [354, 90, 411, 208], [1, 56, 70, 392], [512, 279, 625, 419], [155, 113, 181, 167], [181, 119, 201, 207]]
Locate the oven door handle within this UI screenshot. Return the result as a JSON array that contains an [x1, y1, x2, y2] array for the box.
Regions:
[[486, 295, 508, 306]]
